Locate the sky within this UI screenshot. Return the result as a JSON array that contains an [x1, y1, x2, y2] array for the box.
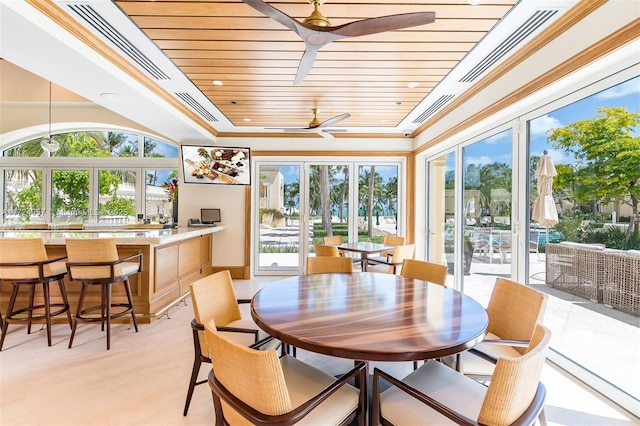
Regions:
[[454, 75, 640, 169]]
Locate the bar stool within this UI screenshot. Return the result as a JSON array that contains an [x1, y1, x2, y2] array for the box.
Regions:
[[65, 238, 142, 350], [0, 238, 72, 350]]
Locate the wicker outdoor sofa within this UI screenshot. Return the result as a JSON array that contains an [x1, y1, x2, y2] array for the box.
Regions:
[[546, 242, 640, 316]]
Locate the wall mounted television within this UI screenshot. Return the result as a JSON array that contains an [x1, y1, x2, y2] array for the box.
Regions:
[[181, 145, 251, 185]]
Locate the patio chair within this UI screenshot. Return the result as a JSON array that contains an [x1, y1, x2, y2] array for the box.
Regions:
[[529, 229, 541, 261], [183, 270, 279, 416], [205, 320, 366, 425], [306, 256, 353, 274], [367, 244, 416, 274], [471, 227, 492, 262], [443, 277, 548, 381], [371, 324, 550, 426], [494, 230, 512, 264]]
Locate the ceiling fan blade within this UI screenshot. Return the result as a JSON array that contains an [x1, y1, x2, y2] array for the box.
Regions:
[[331, 12, 436, 38], [294, 47, 320, 85], [240, 0, 305, 35], [318, 130, 336, 140], [313, 113, 351, 129]]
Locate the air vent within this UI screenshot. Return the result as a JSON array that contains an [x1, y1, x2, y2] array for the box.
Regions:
[[412, 95, 455, 124], [175, 93, 219, 122], [66, 4, 170, 80], [460, 9, 558, 83]]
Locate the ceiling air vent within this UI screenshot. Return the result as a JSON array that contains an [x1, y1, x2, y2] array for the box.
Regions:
[[460, 9, 558, 83], [413, 95, 455, 124], [175, 93, 219, 122], [66, 4, 170, 80]]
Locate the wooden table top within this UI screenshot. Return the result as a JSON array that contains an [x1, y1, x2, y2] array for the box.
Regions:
[[251, 272, 488, 362]]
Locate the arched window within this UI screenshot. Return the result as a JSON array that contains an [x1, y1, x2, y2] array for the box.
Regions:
[[1, 130, 178, 226]]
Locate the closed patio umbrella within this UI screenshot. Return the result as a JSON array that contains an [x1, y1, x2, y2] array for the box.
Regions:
[[532, 151, 558, 250], [532, 151, 558, 227]]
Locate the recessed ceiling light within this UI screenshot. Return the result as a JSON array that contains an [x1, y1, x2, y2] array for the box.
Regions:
[[395, 101, 402, 105], [212, 80, 224, 86], [406, 82, 420, 88], [100, 92, 123, 102], [243, 118, 251, 122], [468, 0, 485, 5]]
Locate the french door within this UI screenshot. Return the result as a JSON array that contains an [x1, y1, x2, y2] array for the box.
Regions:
[[254, 158, 403, 275]]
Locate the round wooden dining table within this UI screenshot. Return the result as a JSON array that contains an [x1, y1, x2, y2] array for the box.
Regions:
[[251, 272, 489, 362]]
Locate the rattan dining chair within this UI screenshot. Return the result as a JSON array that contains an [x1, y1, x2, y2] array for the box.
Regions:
[[0, 238, 72, 350], [372, 324, 551, 426], [323, 235, 352, 259], [379, 235, 405, 260], [443, 277, 548, 381], [399, 259, 447, 285], [367, 243, 416, 274], [205, 320, 367, 426], [183, 270, 279, 416], [314, 244, 340, 257], [306, 256, 353, 275], [65, 238, 142, 350]]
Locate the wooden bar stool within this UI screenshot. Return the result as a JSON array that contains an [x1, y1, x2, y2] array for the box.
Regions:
[[65, 238, 142, 350], [0, 238, 72, 350]]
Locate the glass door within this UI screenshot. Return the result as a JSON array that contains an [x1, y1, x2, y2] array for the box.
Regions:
[[427, 152, 455, 286], [307, 164, 350, 255], [255, 163, 302, 273]]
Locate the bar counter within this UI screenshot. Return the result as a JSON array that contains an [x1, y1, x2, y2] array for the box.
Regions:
[[0, 226, 225, 323]]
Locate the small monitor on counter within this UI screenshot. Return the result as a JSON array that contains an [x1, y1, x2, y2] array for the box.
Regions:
[[201, 208, 221, 225]]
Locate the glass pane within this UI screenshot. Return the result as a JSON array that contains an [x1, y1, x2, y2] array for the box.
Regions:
[[145, 169, 178, 224], [97, 169, 136, 226], [309, 164, 350, 249], [528, 75, 640, 402], [428, 153, 454, 279], [462, 129, 513, 283], [257, 164, 301, 272], [2, 168, 43, 225], [51, 169, 90, 225], [357, 165, 399, 242], [4, 138, 58, 157], [144, 137, 179, 158]]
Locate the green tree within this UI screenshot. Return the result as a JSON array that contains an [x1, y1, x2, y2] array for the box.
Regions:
[[548, 107, 640, 236]]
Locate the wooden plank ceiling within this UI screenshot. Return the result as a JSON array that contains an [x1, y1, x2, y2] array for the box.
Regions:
[[114, 0, 518, 131]]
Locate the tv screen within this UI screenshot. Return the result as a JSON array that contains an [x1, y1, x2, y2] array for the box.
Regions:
[[181, 145, 251, 185], [201, 208, 221, 224]]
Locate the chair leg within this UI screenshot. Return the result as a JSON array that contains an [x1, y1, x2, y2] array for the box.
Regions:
[[27, 284, 35, 334], [123, 278, 138, 332], [42, 282, 52, 347], [105, 284, 112, 350], [0, 284, 20, 351], [183, 354, 202, 416], [69, 283, 89, 349], [57, 278, 73, 329]]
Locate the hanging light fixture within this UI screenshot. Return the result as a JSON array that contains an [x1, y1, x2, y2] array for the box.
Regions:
[[40, 81, 60, 153]]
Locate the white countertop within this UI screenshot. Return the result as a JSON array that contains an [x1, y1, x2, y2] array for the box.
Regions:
[[0, 225, 225, 246]]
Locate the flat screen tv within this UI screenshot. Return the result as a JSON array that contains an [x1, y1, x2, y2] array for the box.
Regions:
[[201, 208, 221, 224], [181, 145, 251, 185]]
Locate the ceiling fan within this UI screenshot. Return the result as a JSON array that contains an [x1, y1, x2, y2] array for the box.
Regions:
[[269, 108, 351, 139], [241, 0, 436, 84]]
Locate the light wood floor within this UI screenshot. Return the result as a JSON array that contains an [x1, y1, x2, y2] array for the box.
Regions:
[[0, 278, 636, 425]]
